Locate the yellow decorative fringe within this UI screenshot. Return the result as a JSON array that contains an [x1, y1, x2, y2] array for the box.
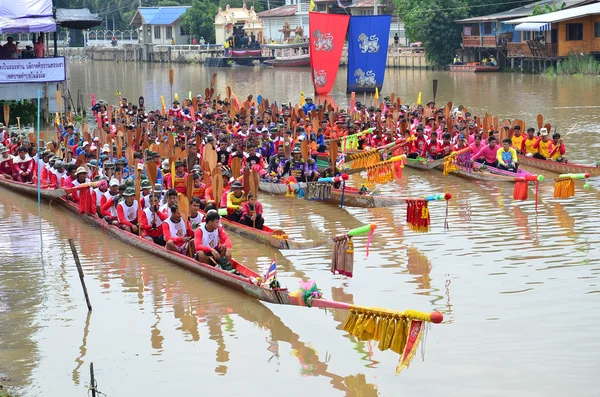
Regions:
[[443, 156, 458, 176], [553, 177, 575, 198], [350, 150, 380, 169]]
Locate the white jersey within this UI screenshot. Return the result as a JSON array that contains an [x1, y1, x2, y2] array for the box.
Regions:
[[141, 193, 151, 209], [93, 188, 104, 207], [198, 223, 219, 248], [143, 207, 164, 228], [103, 191, 119, 218], [189, 212, 203, 228], [159, 203, 172, 217], [118, 200, 139, 222], [51, 169, 66, 187], [164, 217, 187, 240]]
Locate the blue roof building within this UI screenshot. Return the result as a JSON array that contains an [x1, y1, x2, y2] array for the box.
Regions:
[[130, 6, 191, 45]]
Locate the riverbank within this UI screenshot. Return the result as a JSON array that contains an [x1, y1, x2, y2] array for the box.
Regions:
[[545, 54, 600, 76]]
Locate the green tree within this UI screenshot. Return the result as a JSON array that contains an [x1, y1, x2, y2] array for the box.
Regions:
[[395, 0, 469, 67], [532, 2, 565, 15], [181, 0, 219, 43]]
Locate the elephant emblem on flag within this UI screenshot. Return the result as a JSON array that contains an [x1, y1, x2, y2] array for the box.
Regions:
[[313, 69, 327, 87], [354, 69, 376, 87], [357, 33, 380, 53], [312, 30, 334, 52]]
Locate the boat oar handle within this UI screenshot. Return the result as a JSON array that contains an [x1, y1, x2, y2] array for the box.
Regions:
[[217, 208, 228, 216], [318, 174, 349, 183], [423, 193, 453, 201], [559, 173, 590, 179], [347, 223, 377, 237], [514, 175, 544, 182]]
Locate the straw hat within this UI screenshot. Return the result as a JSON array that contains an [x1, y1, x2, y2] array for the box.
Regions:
[[76, 167, 87, 175]]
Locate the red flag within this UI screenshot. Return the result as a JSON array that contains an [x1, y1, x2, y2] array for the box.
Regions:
[[309, 12, 350, 95]]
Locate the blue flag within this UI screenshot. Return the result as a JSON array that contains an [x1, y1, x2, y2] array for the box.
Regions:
[[346, 15, 392, 94]]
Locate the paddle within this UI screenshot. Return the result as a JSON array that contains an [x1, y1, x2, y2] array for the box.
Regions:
[[186, 172, 194, 200], [249, 169, 258, 198], [231, 157, 242, 180], [432, 79, 438, 104], [3, 104, 9, 127], [212, 167, 223, 208], [126, 147, 134, 174], [179, 193, 190, 224], [203, 141, 217, 172], [537, 114, 543, 131], [169, 69, 174, 103], [57, 90, 63, 117], [135, 166, 142, 236]]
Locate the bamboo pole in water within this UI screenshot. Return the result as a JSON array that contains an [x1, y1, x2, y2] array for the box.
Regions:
[[68, 238, 92, 311]]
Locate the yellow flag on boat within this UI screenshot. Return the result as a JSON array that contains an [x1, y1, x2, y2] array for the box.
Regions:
[[174, 92, 179, 101], [160, 95, 166, 115], [417, 92, 422, 105], [299, 92, 305, 107], [375, 87, 379, 101], [310, 0, 316, 11]]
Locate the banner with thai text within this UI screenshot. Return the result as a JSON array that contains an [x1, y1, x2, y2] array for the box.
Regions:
[[309, 12, 350, 96], [347, 15, 391, 94], [0, 57, 66, 84]]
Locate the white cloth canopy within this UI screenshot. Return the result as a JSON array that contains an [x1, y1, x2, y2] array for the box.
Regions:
[[0, 17, 56, 34], [0, 0, 53, 19], [514, 22, 551, 32]]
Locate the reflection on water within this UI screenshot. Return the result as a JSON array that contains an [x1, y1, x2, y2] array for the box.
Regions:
[[0, 64, 599, 396]]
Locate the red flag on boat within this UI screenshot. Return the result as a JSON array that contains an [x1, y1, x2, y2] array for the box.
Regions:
[[309, 12, 350, 95]]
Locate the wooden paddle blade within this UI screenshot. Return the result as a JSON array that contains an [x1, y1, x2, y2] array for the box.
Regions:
[[202, 161, 211, 186], [250, 170, 258, 198], [126, 147, 134, 169], [3, 104, 10, 126], [186, 150, 196, 170], [126, 130, 133, 149], [231, 157, 242, 179], [544, 123, 551, 134], [179, 194, 189, 223], [226, 86, 231, 100], [210, 73, 217, 89], [537, 114, 543, 131], [76, 153, 86, 167], [301, 140, 309, 162], [329, 141, 338, 174], [146, 160, 158, 187], [212, 167, 223, 207], [243, 168, 250, 196], [186, 174, 194, 199]]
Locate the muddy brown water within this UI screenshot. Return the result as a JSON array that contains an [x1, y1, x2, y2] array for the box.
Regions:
[[0, 62, 599, 396]]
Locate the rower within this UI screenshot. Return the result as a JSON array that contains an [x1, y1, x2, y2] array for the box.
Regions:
[[92, 179, 108, 217], [140, 179, 152, 209], [521, 128, 537, 156], [141, 192, 167, 246], [532, 128, 551, 160], [497, 138, 519, 172], [191, 173, 207, 208], [283, 146, 307, 180], [70, 167, 90, 202], [13, 146, 34, 183], [302, 97, 316, 114], [471, 136, 500, 168], [189, 197, 203, 229], [511, 125, 524, 154], [117, 187, 139, 234], [226, 180, 246, 223], [241, 193, 264, 230], [163, 204, 195, 256], [267, 145, 289, 177], [0, 144, 13, 178], [164, 160, 188, 194], [100, 179, 122, 226], [160, 188, 179, 217], [50, 160, 66, 188], [407, 125, 427, 159], [548, 133, 567, 163], [244, 145, 264, 170], [424, 132, 443, 160], [440, 133, 455, 157], [194, 210, 232, 267], [62, 164, 78, 188], [216, 139, 231, 166]]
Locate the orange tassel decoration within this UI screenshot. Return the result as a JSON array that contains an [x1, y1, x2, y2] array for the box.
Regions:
[[553, 178, 575, 198]]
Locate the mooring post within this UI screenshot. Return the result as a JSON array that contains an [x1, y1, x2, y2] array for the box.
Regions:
[[68, 238, 92, 311], [90, 362, 96, 397]]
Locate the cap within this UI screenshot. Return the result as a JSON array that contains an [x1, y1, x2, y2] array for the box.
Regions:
[[0, 144, 7, 153], [540, 128, 548, 136], [87, 159, 99, 167], [162, 159, 170, 168], [76, 167, 87, 175], [141, 180, 152, 189], [82, 141, 90, 148], [109, 179, 120, 187], [122, 187, 136, 196], [231, 181, 243, 188], [54, 160, 65, 168]]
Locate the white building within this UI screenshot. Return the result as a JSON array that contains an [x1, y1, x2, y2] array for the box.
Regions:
[[130, 6, 191, 45]]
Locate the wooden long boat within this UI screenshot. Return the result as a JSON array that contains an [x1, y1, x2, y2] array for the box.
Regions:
[[258, 180, 408, 208], [263, 54, 310, 67], [404, 157, 445, 170], [449, 64, 500, 72], [517, 155, 600, 176], [204, 210, 328, 250]]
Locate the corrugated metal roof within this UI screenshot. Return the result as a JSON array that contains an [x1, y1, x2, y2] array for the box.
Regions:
[[456, 0, 590, 23], [349, 0, 384, 8], [257, 4, 298, 18], [137, 6, 190, 25], [506, 2, 600, 23]]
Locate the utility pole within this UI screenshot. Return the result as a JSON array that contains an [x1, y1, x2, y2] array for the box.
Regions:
[[373, 0, 378, 15]]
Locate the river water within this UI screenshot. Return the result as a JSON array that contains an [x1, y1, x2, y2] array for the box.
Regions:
[[0, 62, 599, 396]]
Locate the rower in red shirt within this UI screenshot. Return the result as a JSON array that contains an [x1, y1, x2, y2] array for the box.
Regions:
[[100, 179, 121, 226], [140, 193, 168, 246], [439, 133, 456, 157], [194, 210, 232, 265], [164, 160, 188, 194], [12, 146, 35, 182], [116, 187, 139, 234], [0, 144, 13, 178], [407, 125, 428, 159], [424, 132, 443, 160], [163, 204, 195, 256], [168, 100, 182, 119]]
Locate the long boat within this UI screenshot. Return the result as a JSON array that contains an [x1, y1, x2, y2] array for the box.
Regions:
[[263, 54, 310, 67], [449, 64, 500, 72], [517, 155, 600, 176], [203, 210, 328, 250], [258, 180, 409, 208], [0, 176, 444, 358]]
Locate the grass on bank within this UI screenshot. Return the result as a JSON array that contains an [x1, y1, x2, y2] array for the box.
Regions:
[[545, 54, 600, 76]]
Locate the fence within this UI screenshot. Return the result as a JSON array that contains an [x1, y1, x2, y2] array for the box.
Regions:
[[84, 30, 139, 47]]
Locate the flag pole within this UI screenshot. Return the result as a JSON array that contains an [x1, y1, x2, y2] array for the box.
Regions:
[[37, 89, 41, 207]]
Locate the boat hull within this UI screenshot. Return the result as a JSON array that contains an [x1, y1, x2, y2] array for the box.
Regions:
[[518, 155, 600, 176], [449, 64, 500, 72], [258, 181, 406, 208], [264, 56, 310, 67], [0, 178, 292, 305]]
